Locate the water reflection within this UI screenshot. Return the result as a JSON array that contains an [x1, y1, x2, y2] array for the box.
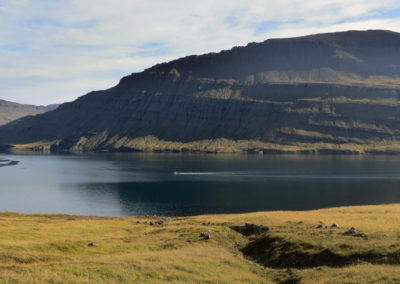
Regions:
[[0, 159, 19, 167], [76, 180, 400, 216], [0, 153, 400, 216]]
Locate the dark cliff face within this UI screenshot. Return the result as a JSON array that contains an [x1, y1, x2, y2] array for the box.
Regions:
[[138, 30, 400, 79], [2, 30, 400, 152]]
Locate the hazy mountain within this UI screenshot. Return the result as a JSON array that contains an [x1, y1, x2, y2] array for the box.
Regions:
[[0, 99, 58, 126], [2, 30, 400, 153]]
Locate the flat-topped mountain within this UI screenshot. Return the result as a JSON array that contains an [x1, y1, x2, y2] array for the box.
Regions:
[[2, 30, 400, 153], [143, 29, 400, 80], [0, 99, 58, 126]]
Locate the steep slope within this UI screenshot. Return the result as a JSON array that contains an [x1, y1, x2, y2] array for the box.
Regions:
[[2, 30, 400, 153], [0, 99, 58, 126]]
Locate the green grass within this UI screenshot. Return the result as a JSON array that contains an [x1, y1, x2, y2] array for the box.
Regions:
[[0, 204, 400, 283]]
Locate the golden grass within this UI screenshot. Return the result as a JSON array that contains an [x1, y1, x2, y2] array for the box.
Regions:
[[0, 213, 269, 283], [0, 204, 399, 283], [300, 96, 400, 106], [293, 264, 400, 284]]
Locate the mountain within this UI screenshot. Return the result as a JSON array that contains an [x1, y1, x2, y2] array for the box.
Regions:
[[0, 99, 58, 126], [2, 30, 400, 153]]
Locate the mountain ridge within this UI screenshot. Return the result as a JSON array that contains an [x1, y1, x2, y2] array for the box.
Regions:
[[2, 30, 400, 153], [0, 99, 58, 126]]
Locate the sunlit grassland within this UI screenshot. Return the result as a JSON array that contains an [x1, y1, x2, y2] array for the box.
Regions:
[[11, 136, 400, 154], [0, 204, 400, 283]]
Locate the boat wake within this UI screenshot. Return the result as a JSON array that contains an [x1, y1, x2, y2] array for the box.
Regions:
[[172, 171, 400, 181], [173, 171, 219, 175]]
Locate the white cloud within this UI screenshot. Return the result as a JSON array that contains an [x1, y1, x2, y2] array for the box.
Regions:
[[1, 0, 400, 105]]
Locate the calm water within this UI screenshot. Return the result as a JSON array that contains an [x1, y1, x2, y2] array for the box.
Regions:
[[0, 153, 400, 216]]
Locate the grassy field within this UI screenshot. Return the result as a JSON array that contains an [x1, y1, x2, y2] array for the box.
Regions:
[[0, 204, 399, 283]]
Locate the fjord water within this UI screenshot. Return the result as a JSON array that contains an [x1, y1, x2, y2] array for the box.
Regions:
[[1, 153, 400, 216]]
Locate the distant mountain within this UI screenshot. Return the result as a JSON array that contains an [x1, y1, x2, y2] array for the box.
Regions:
[[0, 99, 58, 126], [2, 30, 400, 153]]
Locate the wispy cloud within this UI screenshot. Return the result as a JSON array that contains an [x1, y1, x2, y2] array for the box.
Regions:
[[139, 42, 164, 49], [255, 21, 279, 35], [1, 0, 400, 105]]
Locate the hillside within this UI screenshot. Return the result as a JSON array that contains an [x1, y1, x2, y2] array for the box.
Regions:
[[0, 204, 399, 283], [2, 30, 400, 153], [0, 99, 58, 126]]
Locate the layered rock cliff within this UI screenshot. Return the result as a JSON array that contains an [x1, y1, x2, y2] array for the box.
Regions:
[[2, 30, 400, 153]]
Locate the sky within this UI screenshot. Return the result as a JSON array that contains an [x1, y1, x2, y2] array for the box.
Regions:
[[1, 0, 400, 105]]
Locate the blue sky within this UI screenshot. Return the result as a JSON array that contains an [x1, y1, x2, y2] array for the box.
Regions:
[[1, 0, 400, 105]]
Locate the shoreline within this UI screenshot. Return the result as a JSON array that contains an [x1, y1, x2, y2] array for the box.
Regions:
[[6, 135, 400, 155], [1, 202, 399, 218]]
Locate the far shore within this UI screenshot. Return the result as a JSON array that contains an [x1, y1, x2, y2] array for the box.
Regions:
[[6, 134, 400, 155]]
